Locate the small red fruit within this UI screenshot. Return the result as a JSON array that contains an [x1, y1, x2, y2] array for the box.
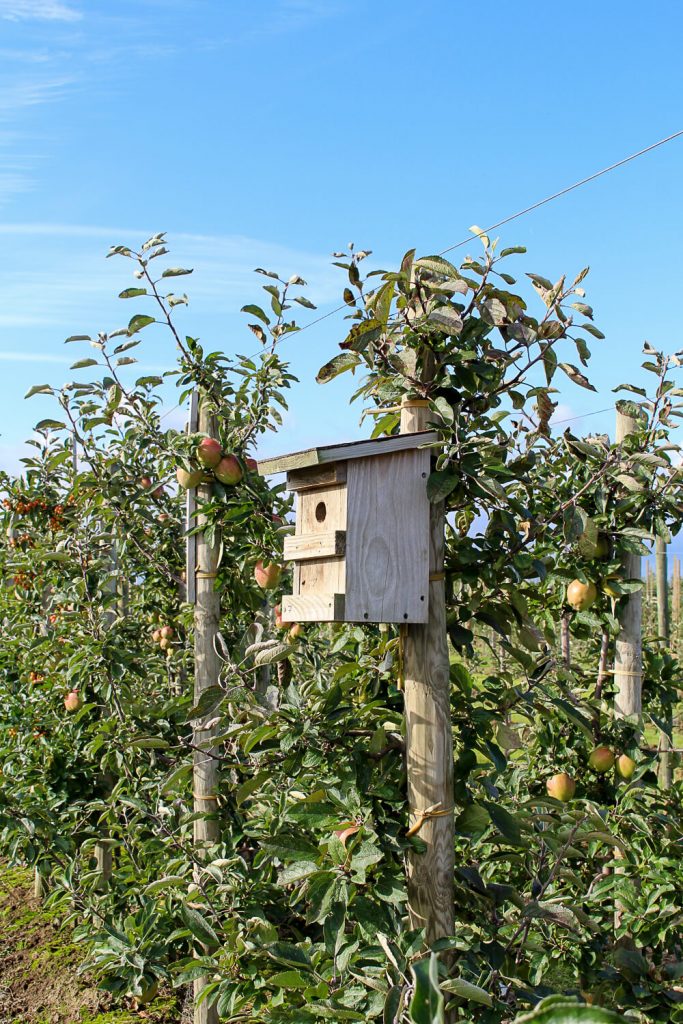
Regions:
[[140, 477, 153, 490], [215, 455, 243, 486], [152, 485, 165, 499], [246, 457, 258, 472], [546, 772, 576, 802], [255, 561, 282, 590], [152, 629, 161, 643], [197, 437, 223, 469], [64, 690, 82, 712], [160, 625, 174, 640], [289, 623, 303, 640]]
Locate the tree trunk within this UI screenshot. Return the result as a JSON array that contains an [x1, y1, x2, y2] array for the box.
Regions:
[[560, 610, 571, 667]]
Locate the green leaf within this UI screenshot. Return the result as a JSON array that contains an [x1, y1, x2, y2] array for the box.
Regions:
[[267, 942, 313, 969], [70, 358, 99, 369], [24, 384, 54, 399], [441, 977, 492, 1007], [511, 996, 626, 1022], [241, 304, 270, 324], [482, 802, 525, 846], [269, 970, 310, 989], [186, 685, 224, 722], [180, 905, 220, 950], [428, 307, 463, 334], [427, 470, 459, 503], [118, 288, 147, 299], [317, 352, 361, 384], [409, 954, 444, 1024], [65, 334, 91, 342], [127, 314, 155, 334], [162, 267, 193, 277], [35, 419, 66, 431]]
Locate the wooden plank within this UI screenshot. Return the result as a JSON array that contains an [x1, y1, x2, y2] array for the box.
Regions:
[[185, 390, 199, 605], [284, 530, 346, 561], [399, 396, 455, 948], [282, 592, 345, 622], [344, 449, 430, 623], [287, 462, 347, 491], [258, 429, 439, 476], [295, 486, 347, 599]]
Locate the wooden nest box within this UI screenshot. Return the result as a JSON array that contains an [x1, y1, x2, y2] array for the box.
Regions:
[[257, 430, 438, 624]]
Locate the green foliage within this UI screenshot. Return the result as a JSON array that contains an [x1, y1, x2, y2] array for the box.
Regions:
[[0, 233, 682, 1023]]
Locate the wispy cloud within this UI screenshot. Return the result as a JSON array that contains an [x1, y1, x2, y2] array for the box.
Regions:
[[0, 0, 81, 21]]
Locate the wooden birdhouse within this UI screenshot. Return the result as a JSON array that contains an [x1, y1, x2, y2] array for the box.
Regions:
[[257, 430, 438, 624]]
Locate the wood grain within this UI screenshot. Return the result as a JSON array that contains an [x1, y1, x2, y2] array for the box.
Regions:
[[400, 400, 455, 944], [284, 530, 346, 560], [282, 592, 345, 622], [345, 450, 430, 624], [192, 398, 220, 1024], [287, 462, 347, 491], [258, 429, 439, 476], [295, 485, 347, 602], [614, 408, 642, 724]]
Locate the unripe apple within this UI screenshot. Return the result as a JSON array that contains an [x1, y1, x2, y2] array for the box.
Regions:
[[152, 629, 161, 643], [546, 772, 576, 802], [176, 466, 204, 490], [64, 690, 82, 712], [160, 625, 174, 640], [254, 561, 281, 590], [588, 746, 615, 773], [215, 455, 243, 485], [289, 623, 303, 640], [159, 637, 172, 651], [197, 436, 223, 469], [616, 753, 636, 780], [566, 579, 597, 611]]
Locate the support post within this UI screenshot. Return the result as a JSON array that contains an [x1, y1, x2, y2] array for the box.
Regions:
[[560, 610, 571, 667], [672, 556, 681, 653], [655, 536, 673, 788], [400, 398, 454, 945], [192, 395, 220, 1024], [613, 407, 642, 727]]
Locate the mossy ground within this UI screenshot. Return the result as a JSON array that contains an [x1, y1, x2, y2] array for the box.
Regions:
[[0, 864, 181, 1024]]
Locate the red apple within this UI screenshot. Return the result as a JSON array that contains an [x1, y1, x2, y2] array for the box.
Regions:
[[197, 436, 223, 469], [215, 455, 243, 485], [64, 690, 82, 712], [246, 457, 258, 472], [254, 561, 282, 590], [546, 772, 576, 801], [152, 485, 165, 499], [588, 746, 615, 773], [289, 623, 303, 639], [140, 476, 153, 490], [152, 629, 161, 643], [160, 625, 174, 640], [176, 466, 204, 490]]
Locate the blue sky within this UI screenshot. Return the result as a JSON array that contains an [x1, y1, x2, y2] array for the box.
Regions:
[[1, 0, 683, 551]]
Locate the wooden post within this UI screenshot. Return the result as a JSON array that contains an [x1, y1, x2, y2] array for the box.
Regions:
[[192, 395, 220, 1024], [614, 407, 642, 727], [400, 398, 455, 945], [673, 556, 681, 653], [655, 536, 673, 788], [94, 542, 117, 890], [645, 563, 654, 633]]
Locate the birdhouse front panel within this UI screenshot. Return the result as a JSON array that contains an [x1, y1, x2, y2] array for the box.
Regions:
[[258, 430, 438, 626], [345, 448, 430, 624]]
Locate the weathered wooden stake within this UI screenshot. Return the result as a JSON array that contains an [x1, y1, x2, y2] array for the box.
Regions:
[[656, 536, 673, 788], [673, 556, 681, 653], [613, 407, 642, 727], [400, 398, 455, 945], [192, 395, 220, 1024]]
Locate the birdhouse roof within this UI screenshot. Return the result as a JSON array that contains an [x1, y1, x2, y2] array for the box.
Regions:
[[257, 429, 439, 475]]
